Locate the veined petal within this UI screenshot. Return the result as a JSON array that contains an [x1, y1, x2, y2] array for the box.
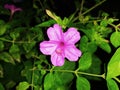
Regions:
[[65, 45, 82, 61], [47, 24, 63, 41], [51, 52, 65, 66], [39, 41, 58, 55], [64, 28, 80, 44]]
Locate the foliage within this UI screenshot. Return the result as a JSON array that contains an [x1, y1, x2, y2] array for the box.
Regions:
[[0, 0, 120, 90]]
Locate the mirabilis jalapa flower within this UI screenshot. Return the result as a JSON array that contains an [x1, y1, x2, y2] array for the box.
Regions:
[[4, 4, 22, 20], [40, 24, 82, 66]]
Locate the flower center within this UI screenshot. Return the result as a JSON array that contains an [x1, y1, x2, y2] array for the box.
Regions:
[[59, 41, 65, 47], [56, 41, 65, 54]]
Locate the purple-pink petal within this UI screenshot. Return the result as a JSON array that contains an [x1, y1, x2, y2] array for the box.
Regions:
[[4, 4, 15, 9], [4, 4, 22, 12], [65, 45, 82, 61], [64, 28, 80, 44], [51, 52, 65, 66], [47, 24, 63, 41], [40, 41, 58, 55], [14, 8, 22, 12]]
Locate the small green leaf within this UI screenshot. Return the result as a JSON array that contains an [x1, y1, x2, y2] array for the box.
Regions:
[[0, 52, 15, 64], [44, 72, 73, 90], [79, 52, 92, 70], [107, 47, 120, 79], [54, 60, 75, 70], [10, 31, 20, 40], [44, 73, 54, 90], [110, 32, 120, 47], [11, 53, 21, 62], [0, 24, 7, 36], [76, 76, 90, 90], [0, 41, 4, 51], [9, 44, 20, 54], [99, 41, 111, 53], [0, 83, 5, 90], [16, 81, 30, 90], [107, 79, 119, 90], [79, 35, 89, 52], [87, 42, 97, 53], [9, 44, 20, 62], [37, 19, 56, 27], [23, 41, 36, 53], [6, 81, 16, 89], [21, 61, 32, 83], [100, 19, 108, 27], [0, 64, 3, 78]]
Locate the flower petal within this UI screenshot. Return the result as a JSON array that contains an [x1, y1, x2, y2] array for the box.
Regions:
[[14, 8, 22, 12], [64, 28, 80, 44], [51, 52, 65, 66], [65, 45, 82, 61], [47, 24, 63, 41], [4, 4, 15, 10], [40, 41, 58, 55]]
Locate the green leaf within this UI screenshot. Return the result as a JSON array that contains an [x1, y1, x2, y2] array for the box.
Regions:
[[0, 24, 7, 36], [107, 79, 119, 90], [79, 35, 89, 52], [87, 42, 97, 53], [23, 41, 36, 53], [54, 60, 75, 70], [79, 35, 97, 53], [9, 44, 20, 54], [0, 83, 5, 90], [81, 29, 94, 41], [21, 61, 33, 83], [0, 64, 3, 78], [6, 81, 16, 89], [11, 53, 21, 62], [85, 55, 101, 80], [0, 52, 15, 64], [107, 47, 120, 79], [16, 81, 30, 90], [76, 76, 90, 90], [100, 19, 108, 27], [110, 32, 120, 47], [79, 52, 92, 71], [44, 73, 55, 90], [10, 31, 20, 40], [44, 73, 71, 90], [99, 41, 111, 53], [37, 19, 56, 27], [0, 41, 4, 51], [54, 61, 75, 87]]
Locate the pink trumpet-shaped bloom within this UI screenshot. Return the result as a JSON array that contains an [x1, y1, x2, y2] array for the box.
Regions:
[[40, 24, 82, 66], [4, 4, 22, 15]]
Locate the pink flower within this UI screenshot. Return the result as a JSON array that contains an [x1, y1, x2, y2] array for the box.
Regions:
[[4, 4, 22, 15], [40, 24, 82, 66], [4, 4, 22, 20]]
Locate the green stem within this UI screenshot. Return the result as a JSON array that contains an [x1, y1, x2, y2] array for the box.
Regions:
[[73, 0, 106, 22], [42, 69, 105, 79], [79, 0, 84, 16], [113, 77, 120, 83], [0, 37, 35, 44], [82, 0, 106, 15]]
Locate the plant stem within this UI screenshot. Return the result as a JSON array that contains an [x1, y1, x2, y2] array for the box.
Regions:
[[82, 0, 106, 16], [41, 68, 105, 79], [114, 77, 120, 83], [0, 37, 35, 44], [73, 0, 106, 22], [79, 0, 84, 16]]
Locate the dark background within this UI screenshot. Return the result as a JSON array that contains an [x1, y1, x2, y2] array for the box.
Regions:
[[1, 0, 120, 90]]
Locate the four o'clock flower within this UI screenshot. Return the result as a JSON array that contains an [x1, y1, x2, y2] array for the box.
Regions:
[[39, 24, 82, 66], [4, 4, 22, 20]]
